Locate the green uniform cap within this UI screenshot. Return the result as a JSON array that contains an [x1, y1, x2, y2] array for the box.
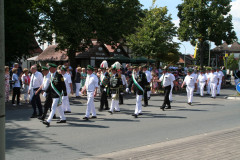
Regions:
[[87, 65, 94, 71], [41, 66, 49, 71], [48, 63, 58, 68], [187, 69, 193, 72], [61, 66, 67, 71]]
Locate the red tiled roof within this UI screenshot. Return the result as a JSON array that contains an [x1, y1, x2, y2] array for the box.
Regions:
[[36, 45, 68, 61]]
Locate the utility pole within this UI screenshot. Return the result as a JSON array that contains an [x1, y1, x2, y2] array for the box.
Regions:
[[0, 0, 5, 159]]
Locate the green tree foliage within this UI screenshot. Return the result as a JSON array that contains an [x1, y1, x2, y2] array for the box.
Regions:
[[37, 0, 142, 68], [126, 6, 179, 64], [227, 54, 239, 70], [4, 0, 44, 63], [177, 0, 237, 69], [195, 41, 210, 66]]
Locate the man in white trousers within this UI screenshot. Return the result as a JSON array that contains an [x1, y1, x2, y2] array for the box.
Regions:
[[208, 68, 219, 98], [205, 68, 211, 95], [181, 69, 197, 105], [61, 66, 73, 113], [43, 63, 67, 127], [216, 68, 224, 96], [197, 70, 207, 97], [81, 65, 99, 120], [127, 65, 148, 117], [167, 69, 175, 102]]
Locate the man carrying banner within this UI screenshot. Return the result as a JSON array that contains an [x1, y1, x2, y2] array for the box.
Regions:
[[127, 65, 148, 118], [42, 63, 67, 127]]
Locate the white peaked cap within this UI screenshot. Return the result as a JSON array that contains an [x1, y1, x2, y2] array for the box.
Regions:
[[100, 60, 108, 69], [112, 61, 121, 70]]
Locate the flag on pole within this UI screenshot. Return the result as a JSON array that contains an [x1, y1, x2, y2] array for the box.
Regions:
[[194, 42, 198, 59]]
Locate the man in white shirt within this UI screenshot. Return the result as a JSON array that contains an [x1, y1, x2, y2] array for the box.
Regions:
[[197, 70, 207, 97], [155, 68, 174, 110], [181, 69, 197, 105], [143, 65, 152, 107], [81, 65, 99, 120], [216, 68, 224, 96], [28, 65, 43, 118], [205, 68, 211, 95], [167, 70, 176, 102], [61, 66, 73, 113], [208, 68, 219, 98]]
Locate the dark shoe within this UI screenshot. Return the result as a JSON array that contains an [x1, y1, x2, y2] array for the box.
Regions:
[[148, 97, 150, 100], [38, 115, 45, 121], [160, 107, 165, 111], [165, 106, 171, 109], [91, 116, 97, 119], [43, 121, 50, 127], [83, 117, 89, 120], [187, 102, 192, 105], [138, 113, 143, 115], [108, 111, 113, 114], [30, 114, 37, 118], [114, 110, 120, 112], [98, 108, 103, 112], [104, 107, 110, 110], [217, 94, 220, 96], [64, 111, 71, 113], [132, 114, 138, 118], [56, 120, 66, 123], [144, 104, 148, 107], [53, 114, 57, 119]]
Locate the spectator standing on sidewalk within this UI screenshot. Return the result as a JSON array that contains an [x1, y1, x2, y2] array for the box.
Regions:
[[21, 68, 31, 103], [5, 66, 10, 102], [75, 67, 82, 98], [12, 68, 23, 106], [81, 68, 87, 96]]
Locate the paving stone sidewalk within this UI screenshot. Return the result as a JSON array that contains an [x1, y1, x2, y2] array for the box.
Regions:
[[82, 127, 240, 160]]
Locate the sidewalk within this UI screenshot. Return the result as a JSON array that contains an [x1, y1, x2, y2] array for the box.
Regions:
[[82, 127, 240, 160]]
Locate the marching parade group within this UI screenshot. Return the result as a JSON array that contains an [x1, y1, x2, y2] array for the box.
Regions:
[[4, 60, 240, 127]]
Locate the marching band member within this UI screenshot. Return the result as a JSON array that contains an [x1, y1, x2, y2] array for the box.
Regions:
[[197, 70, 207, 97], [81, 65, 99, 120], [181, 69, 197, 105], [127, 65, 148, 118], [99, 60, 110, 111], [43, 63, 67, 127], [142, 65, 152, 107], [61, 66, 74, 113], [208, 68, 219, 98], [108, 62, 122, 114]]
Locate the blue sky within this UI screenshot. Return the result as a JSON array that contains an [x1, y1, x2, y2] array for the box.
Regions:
[[139, 0, 240, 55]]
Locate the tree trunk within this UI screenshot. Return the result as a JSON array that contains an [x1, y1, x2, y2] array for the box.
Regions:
[[200, 41, 204, 70], [68, 47, 77, 69]]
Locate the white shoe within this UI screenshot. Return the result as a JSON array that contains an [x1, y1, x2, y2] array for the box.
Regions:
[[13, 104, 17, 106], [18, 103, 22, 106]]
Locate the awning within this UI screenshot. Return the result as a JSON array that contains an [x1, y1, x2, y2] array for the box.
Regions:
[[131, 57, 155, 63], [27, 55, 38, 61], [107, 55, 132, 63]]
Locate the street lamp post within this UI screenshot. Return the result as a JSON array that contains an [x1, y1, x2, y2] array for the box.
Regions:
[[208, 41, 211, 67]]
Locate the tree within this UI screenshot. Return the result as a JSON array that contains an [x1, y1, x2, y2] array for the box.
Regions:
[[4, 0, 46, 63], [177, 0, 237, 69], [126, 5, 180, 65], [227, 54, 239, 70], [37, 0, 142, 68], [195, 41, 210, 66]]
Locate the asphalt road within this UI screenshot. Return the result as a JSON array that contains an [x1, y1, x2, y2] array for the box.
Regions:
[[5, 88, 240, 160]]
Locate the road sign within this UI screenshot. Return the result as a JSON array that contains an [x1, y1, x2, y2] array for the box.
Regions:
[[236, 82, 240, 94]]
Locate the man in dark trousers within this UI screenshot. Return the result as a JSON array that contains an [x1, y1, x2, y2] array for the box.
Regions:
[[142, 64, 152, 107], [127, 65, 148, 118], [43, 63, 67, 127], [155, 67, 174, 110], [28, 65, 43, 118], [99, 60, 110, 111]]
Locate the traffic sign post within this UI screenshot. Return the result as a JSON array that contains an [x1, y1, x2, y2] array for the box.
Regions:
[[236, 82, 240, 94]]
